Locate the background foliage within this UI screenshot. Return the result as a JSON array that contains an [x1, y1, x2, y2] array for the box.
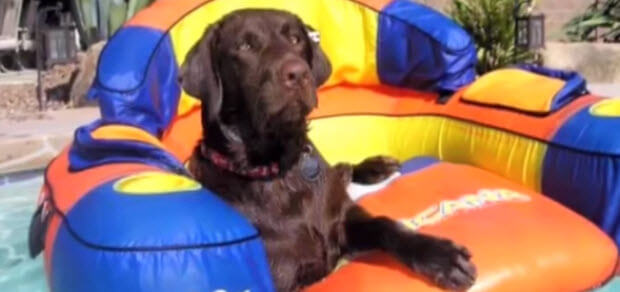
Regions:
[[448, 0, 537, 74]]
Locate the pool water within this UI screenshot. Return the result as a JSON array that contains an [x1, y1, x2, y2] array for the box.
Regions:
[[0, 173, 47, 292]]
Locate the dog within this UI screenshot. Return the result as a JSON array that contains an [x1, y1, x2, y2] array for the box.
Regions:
[[181, 9, 476, 292]]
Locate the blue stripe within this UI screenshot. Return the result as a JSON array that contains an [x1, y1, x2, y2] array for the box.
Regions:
[[401, 156, 439, 175]]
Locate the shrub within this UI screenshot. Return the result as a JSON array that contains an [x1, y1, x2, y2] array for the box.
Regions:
[[563, 0, 620, 42], [448, 0, 536, 74]]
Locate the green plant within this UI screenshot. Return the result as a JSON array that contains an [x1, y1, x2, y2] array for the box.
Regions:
[[71, 0, 154, 48], [448, 0, 536, 74], [563, 0, 620, 42]]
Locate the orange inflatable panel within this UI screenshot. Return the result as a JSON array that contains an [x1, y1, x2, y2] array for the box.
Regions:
[[306, 161, 618, 292]]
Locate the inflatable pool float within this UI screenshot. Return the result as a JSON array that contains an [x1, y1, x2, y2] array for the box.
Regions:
[[29, 0, 620, 291]]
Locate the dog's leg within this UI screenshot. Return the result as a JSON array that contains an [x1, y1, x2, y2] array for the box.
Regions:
[[331, 163, 476, 291], [352, 156, 400, 184], [344, 206, 476, 291]]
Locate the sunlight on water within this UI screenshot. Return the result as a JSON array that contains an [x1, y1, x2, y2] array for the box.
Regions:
[[0, 174, 47, 292]]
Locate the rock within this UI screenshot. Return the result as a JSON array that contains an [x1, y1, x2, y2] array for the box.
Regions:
[[70, 41, 106, 107]]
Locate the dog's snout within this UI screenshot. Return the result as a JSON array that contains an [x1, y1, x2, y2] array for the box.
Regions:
[[281, 59, 310, 88]]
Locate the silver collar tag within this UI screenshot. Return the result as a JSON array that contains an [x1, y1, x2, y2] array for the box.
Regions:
[[308, 31, 320, 44]]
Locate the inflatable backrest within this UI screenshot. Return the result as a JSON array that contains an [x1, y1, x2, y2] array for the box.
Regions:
[[89, 0, 476, 137]]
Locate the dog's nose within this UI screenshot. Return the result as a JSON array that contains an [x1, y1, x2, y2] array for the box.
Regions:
[[281, 59, 310, 88]]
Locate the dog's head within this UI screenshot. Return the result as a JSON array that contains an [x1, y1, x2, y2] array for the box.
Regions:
[[180, 9, 331, 170]]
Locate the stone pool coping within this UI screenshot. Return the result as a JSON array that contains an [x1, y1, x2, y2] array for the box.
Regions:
[[0, 107, 99, 175]]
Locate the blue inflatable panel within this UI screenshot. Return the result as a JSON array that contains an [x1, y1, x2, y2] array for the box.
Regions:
[[378, 0, 477, 93], [62, 179, 259, 248], [543, 106, 620, 244], [51, 178, 275, 291], [542, 144, 620, 245], [68, 120, 187, 174], [552, 106, 620, 155], [90, 27, 181, 137], [51, 224, 274, 292], [401, 156, 439, 175], [96, 26, 164, 91]]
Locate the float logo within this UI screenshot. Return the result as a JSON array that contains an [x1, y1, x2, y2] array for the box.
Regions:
[[402, 189, 531, 230]]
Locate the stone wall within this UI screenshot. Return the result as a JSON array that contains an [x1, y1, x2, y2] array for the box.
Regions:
[[416, 0, 594, 39], [543, 42, 620, 83]]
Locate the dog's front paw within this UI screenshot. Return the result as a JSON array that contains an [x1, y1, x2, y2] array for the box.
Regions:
[[400, 237, 476, 291], [352, 156, 400, 184]]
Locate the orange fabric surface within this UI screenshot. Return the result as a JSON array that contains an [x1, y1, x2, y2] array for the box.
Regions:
[[161, 107, 203, 162], [41, 182, 56, 286], [305, 163, 618, 292], [126, 0, 206, 30], [126, 0, 391, 31], [462, 69, 566, 114], [43, 150, 156, 285], [46, 149, 155, 214], [353, 0, 392, 10], [309, 85, 601, 140]]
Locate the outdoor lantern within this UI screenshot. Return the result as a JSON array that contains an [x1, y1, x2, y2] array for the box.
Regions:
[[38, 4, 78, 68], [42, 27, 77, 67], [515, 14, 546, 50]]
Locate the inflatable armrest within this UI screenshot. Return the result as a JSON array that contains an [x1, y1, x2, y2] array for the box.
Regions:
[[462, 66, 586, 114], [43, 151, 275, 292]]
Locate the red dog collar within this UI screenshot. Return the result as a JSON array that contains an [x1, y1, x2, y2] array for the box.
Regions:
[[201, 145, 279, 179]]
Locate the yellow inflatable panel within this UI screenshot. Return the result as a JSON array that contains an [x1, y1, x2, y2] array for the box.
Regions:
[[462, 68, 565, 114], [309, 115, 547, 191], [590, 99, 620, 117], [169, 0, 379, 90], [114, 171, 202, 194]]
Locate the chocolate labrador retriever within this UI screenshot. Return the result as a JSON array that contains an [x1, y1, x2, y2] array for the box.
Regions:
[[181, 9, 476, 292]]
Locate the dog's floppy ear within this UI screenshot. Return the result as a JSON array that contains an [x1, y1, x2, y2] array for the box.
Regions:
[[304, 25, 332, 87], [180, 24, 222, 123]]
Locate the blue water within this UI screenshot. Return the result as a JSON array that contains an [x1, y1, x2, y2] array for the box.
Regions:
[[0, 173, 47, 292]]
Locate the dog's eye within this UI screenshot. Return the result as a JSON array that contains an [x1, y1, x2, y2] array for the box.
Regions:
[[289, 35, 300, 45], [238, 41, 252, 51]]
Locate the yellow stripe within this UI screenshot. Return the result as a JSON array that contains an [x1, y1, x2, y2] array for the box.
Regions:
[[91, 125, 166, 149], [114, 172, 201, 195], [309, 116, 547, 191], [590, 99, 620, 117], [169, 0, 379, 96]]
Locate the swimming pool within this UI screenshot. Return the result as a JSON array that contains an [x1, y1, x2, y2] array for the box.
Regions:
[[0, 172, 47, 292]]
